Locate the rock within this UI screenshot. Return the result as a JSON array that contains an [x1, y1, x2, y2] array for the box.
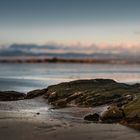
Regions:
[[101, 106, 125, 122], [44, 79, 139, 108], [36, 112, 40, 115], [47, 92, 58, 102], [124, 95, 140, 120], [25, 89, 47, 99], [0, 91, 25, 101], [84, 113, 100, 122], [55, 99, 67, 108], [66, 92, 82, 102]]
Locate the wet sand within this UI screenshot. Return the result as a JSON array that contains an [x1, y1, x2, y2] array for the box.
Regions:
[[1, 120, 140, 140], [0, 97, 140, 140]]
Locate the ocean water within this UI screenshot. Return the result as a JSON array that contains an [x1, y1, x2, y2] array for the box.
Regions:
[[0, 63, 140, 93]]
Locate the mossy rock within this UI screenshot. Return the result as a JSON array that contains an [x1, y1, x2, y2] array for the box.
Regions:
[[44, 79, 140, 107], [26, 89, 47, 99], [124, 95, 140, 119], [53, 99, 67, 108], [101, 106, 125, 122], [0, 91, 25, 101]]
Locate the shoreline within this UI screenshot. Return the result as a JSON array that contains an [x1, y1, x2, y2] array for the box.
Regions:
[[0, 97, 140, 140], [0, 78, 140, 139]]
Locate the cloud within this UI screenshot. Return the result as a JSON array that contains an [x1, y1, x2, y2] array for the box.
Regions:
[[0, 42, 140, 57]]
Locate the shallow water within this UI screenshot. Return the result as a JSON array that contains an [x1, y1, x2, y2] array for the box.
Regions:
[[0, 63, 140, 92], [0, 97, 106, 123]]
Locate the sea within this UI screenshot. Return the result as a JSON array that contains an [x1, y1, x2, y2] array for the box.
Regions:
[[0, 63, 140, 93]]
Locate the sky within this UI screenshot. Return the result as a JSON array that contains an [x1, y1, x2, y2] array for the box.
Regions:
[[0, 0, 140, 47]]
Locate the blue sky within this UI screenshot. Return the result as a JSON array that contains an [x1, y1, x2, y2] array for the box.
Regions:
[[0, 0, 140, 46]]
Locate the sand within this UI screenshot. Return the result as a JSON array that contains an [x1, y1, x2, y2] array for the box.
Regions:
[[0, 97, 140, 140]]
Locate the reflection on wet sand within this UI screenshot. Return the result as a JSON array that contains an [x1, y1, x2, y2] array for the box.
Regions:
[[0, 97, 140, 140]]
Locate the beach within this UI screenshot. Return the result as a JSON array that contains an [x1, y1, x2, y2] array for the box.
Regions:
[[0, 63, 140, 140], [1, 0, 140, 139], [0, 96, 140, 140]]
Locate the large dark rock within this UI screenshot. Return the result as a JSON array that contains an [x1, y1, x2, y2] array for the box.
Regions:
[[0, 91, 25, 101], [44, 79, 138, 108], [84, 113, 100, 122], [25, 89, 47, 99]]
